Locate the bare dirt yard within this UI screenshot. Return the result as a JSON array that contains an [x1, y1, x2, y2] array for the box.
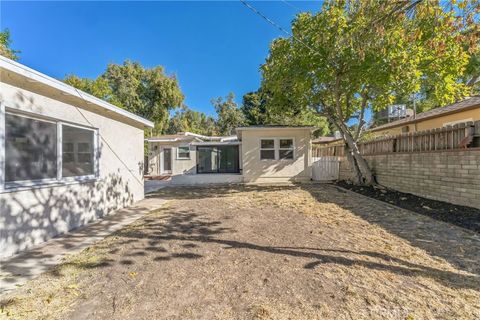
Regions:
[[1, 184, 479, 320]]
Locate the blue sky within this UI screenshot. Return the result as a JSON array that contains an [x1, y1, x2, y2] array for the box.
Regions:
[[1, 1, 325, 117]]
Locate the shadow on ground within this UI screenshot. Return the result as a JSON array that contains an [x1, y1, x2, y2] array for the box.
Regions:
[[113, 184, 480, 290]]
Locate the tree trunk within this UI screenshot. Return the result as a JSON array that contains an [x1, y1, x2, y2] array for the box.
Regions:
[[337, 123, 376, 185]]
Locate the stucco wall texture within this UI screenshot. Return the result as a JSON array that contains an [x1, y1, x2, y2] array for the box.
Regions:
[[241, 128, 312, 183], [0, 82, 145, 259]]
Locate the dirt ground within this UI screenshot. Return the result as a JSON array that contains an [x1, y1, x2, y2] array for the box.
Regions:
[[1, 184, 479, 320]]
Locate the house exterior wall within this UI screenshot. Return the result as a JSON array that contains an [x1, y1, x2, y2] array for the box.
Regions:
[[0, 82, 145, 259], [339, 149, 480, 209], [372, 107, 480, 136], [241, 128, 312, 183], [147, 141, 197, 176]]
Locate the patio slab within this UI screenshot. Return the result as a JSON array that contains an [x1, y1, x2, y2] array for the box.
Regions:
[[0, 197, 166, 295]]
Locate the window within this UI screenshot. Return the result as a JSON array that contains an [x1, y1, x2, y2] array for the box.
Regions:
[[197, 145, 240, 174], [259, 138, 295, 160], [5, 113, 57, 182], [62, 125, 95, 177], [177, 146, 190, 159], [260, 139, 275, 160], [1, 110, 98, 189], [279, 139, 294, 160]]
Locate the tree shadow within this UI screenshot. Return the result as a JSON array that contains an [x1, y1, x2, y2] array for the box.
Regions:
[[297, 183, 480, 277], [106, 198, 480, 291]]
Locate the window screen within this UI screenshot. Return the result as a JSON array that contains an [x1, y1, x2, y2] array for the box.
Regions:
[[62, 125, 95, 177], [5, 113, 57, 182]]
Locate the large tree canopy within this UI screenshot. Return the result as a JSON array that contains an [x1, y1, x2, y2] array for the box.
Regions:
[[212, 93, 246, 135], [241, 90, 331, 136], [0, 29, 19, 60], [167, 106, 217, 136], [65, 61, 184, 134], [261, 0, 478, 185]]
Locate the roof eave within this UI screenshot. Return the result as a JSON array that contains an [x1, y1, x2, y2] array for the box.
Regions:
[[0, 56, 154, 128]]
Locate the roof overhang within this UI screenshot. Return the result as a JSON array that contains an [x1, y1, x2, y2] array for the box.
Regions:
[[191, 141, 240, 146], [235, 126, 316, 139], [0, 56, 154, 128]]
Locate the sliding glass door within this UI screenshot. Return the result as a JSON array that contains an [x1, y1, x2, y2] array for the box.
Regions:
[[196, 146, 239, 174]]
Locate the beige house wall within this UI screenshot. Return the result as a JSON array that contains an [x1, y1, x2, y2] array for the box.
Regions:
[[373, 107, 480, 136], [147, 140, 197, 176], [241, 128, 312, 183], [0, 82, 146, 258]]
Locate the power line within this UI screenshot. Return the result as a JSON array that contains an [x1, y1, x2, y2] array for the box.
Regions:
[[240, 0, 292, 37]]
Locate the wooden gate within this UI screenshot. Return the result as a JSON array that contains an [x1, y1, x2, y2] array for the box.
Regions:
[[312, 156, 339, 181]]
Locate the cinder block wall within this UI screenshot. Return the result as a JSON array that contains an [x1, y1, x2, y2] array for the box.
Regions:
[[339, 149, 480, 209]]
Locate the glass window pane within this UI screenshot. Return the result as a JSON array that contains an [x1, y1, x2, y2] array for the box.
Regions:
[[218, 146, 239, 173], [62, 125, 95, 177], [260, 149, 275, 160], [178, 146, 190, 158], [197, 147, 218, 173], [280, 139, 293, 149], [5, 114, 57, 182], [279, 149, 294, 159], [261, 139, 274, 149]]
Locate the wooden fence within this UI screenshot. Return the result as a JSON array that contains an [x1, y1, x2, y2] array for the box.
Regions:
[[313, 120, 480, 157]]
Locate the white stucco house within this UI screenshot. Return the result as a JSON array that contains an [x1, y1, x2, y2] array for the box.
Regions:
[[145, 126, 314, 185], [0, 56, 153, 259]]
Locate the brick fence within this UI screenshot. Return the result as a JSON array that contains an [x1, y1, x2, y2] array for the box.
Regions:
[[339, 149, 480, 209]]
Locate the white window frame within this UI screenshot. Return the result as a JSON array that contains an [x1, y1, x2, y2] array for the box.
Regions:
[[259, 137, 295, 161], [177, 145, 191, 160], [1, 106, 100, 191], [278, 138, 295, 160], [259, 138, 276, 160]]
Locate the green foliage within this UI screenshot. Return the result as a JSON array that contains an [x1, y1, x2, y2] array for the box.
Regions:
[[0, 29, 19, 60], [64, 75, 114, 103], [212, 93, 246, 135], [64, 60, 184, 135], [241, 91, 268, 125], [167, 106, 217, 136], [241, 90, 330, 136], [261, 0, 474, 134]]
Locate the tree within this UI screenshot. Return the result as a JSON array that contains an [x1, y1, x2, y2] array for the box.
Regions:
[[65, 61, 184, 134], [212, 93, 246, 135], [0, 29, 20, 60], [242, 91, 268, 125], [167, 106, 217, 136], [241, 90, 331, 136], [64, 75, 115, 103], [261, 0, 476, 185]]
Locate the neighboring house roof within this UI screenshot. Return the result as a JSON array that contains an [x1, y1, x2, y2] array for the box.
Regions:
[[0, 56, 154, 128], [312, 137, 339, 144], [370, 95, 480, 132]]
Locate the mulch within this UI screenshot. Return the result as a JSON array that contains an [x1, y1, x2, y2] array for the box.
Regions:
[[336, 181, 480, 233]]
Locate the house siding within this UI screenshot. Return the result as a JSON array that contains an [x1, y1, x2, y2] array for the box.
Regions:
[[0, 81, 145, 259]]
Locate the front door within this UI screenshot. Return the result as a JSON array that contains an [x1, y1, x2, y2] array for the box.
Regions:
[[163, 148, 172, 174]]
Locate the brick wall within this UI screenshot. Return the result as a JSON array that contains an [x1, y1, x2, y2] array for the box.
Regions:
[[339, 149, 480, 209]]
